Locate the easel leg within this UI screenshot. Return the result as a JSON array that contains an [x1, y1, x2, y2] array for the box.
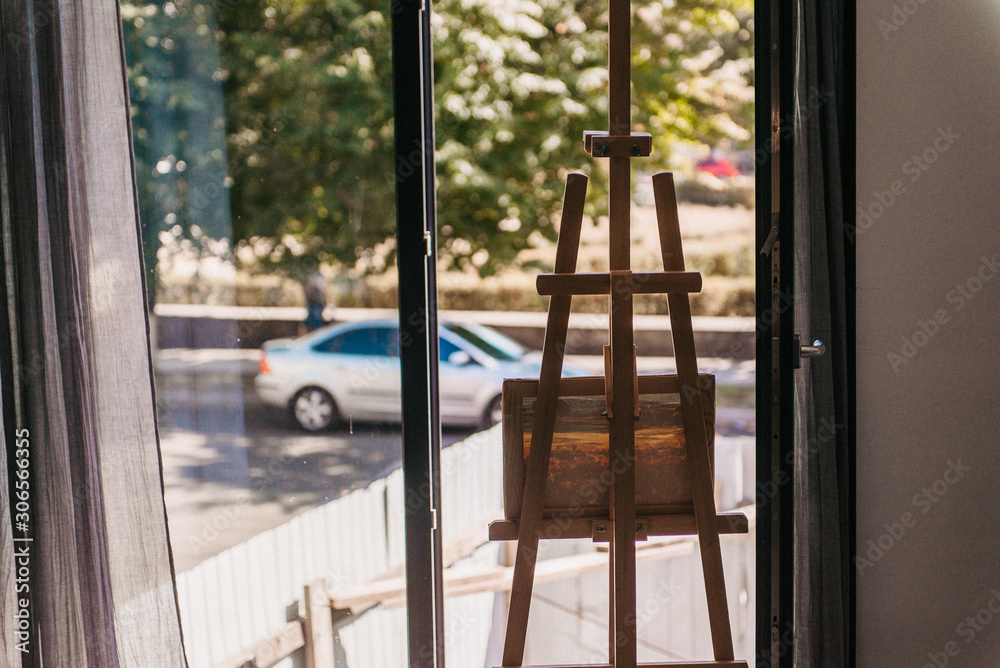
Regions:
[[502, 174, 588, 667], [608, 528, 616, 664], [610, 271, 637, 668], [652, 172, 736, 661]]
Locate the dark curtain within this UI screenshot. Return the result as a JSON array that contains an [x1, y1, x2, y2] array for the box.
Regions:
[[0, 1, 188, 666], [792, 0, 853, 665]]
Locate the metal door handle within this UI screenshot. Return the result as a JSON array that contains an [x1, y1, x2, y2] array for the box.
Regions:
[[793, 335, 825, 368], [800, 340, 825, 358]]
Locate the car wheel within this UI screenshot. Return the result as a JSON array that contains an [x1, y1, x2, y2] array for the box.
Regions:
[[481, 395, 503, 429], [291, 387, 338, 431]]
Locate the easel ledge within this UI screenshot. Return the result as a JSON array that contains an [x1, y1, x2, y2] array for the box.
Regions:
[[488, 512, 748, 542], [498, 661, 749, 667]]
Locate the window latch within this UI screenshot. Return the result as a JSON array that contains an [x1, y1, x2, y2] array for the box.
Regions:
[[760, 214, 779, 256]]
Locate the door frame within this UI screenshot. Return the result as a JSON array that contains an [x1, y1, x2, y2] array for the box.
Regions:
[[754, 0, 797, 663], [754, 1, 858, 666], [391, 0, 444, 664], [394, 0, 859, 663]]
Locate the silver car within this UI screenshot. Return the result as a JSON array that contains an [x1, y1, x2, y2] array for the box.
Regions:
[[255, 319, 587, 431]]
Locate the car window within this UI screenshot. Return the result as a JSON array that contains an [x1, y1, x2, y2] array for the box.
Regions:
[[438, 336, 461, 362], [443, 323, 525, 362], [383, 328, 401, 356], [312, 333, 345, 354], [313, 327, 399, 356]]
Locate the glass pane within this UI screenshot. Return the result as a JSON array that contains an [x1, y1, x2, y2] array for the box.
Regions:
[[429, 0, 756, 663], [122, 0, 414, 664], [122, 0, 756, 663]]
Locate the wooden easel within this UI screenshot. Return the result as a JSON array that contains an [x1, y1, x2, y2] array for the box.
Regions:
[[486, 0, 749, 665]]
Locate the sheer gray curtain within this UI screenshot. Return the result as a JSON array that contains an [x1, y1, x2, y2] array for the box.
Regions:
[[0, 0, 187, 666], [792, 0, 852, 665]]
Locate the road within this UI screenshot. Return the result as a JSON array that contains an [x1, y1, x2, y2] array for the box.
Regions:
[[155, 368, 477, 571]]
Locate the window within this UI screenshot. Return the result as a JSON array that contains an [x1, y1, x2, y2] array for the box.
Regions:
[[115, 0, 762, 664], [438, 335, 461, 363], [444, 322, 525, 362], [0, 0, 860, 664], [314, 327, 400, 356]]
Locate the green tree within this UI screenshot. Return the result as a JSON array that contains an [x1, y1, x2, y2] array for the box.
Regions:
[[122, 0, 752, 283], [123, 1, 235, 301], [432, 0, 753, 273], [216, 0, 397, 272]]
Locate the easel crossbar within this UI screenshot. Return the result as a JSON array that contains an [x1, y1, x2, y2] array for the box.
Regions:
[[536, 271, 702, 296], [488, 512, 749, 542], [502, 374, 714, 397], [498, 662, 749, 668]]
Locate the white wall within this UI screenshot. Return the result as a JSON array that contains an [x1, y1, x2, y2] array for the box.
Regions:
[[857, 2, 1000, 666]]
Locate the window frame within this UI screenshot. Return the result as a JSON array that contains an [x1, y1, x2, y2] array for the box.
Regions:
[[392, 1, 859, 666], [391, 0, 445, 665]]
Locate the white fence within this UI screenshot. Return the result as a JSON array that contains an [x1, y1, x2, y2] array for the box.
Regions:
[[175, 427, 503, 667], [175, 426, 755, 667]]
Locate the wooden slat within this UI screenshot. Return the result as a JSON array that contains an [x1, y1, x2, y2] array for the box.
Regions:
[[488, 512, 749, 542], [604, 345, 613, 418], [502, 173, 588, 666], [364, 523, 489, 583], [608, 0, 631, 137], [608, 526, 616, 664], [536, 271, 702, 296], [503, 373, 715, 399], [304, 579, 335, 668], [633, 345, 639, 417], [584, 131, 653, 157], [653, 171, 735, 661], [498, 662, 748, 668], [584, 131, 653, 154], [609, 157, 631, 269], [212, 620, 305, 668], [552, 175, 587, 276], [610, 270, 637, 668], [503, 380, 527, 519], [334, 534, 697, 612]]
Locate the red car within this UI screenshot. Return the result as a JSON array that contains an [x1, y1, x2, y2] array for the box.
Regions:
[[697, 156, 740, 178]]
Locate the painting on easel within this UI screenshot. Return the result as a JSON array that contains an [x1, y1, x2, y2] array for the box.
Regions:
[[501, 373, 715, 520]]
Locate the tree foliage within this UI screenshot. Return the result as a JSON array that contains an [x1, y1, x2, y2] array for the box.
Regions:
[[122, 0, 752, 282], [432, 0, 753, 273]]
